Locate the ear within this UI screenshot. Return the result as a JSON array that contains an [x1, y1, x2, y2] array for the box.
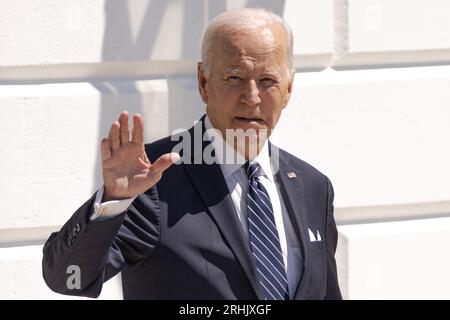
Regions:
[[197, 62, 208, 104], [282, 72, 294, 109]]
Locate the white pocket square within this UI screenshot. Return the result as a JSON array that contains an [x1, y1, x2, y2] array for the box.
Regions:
[[308, 228, 322, 242]]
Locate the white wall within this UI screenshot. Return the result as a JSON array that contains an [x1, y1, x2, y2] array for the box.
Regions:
[[1, 0, 449, 299]]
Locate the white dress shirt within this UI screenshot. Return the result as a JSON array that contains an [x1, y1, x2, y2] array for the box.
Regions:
[[203, 116, 301, 298], [92, 115, 302, 298]]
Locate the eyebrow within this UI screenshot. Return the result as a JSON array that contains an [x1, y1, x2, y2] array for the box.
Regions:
[[223, 66, 244, 74], [221, 66, 284, 79], [261, 69, 282, 76]]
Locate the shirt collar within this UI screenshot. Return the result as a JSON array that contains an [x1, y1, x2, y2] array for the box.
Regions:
[[204, 115, 273, 181], [253, 141, 274, 182]]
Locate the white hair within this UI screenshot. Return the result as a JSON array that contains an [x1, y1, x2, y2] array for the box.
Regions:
[[201, 8, 294, 78]]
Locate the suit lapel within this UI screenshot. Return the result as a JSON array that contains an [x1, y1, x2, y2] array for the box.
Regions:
[[182, 119, 263, 299], [273, 146, 311, 299], [179, 119, 312, 299]]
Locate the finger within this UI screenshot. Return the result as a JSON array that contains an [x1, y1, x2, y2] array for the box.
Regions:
[[132, 113, 144, 145], [109, 121, 120, 152], [119, 111, 129, 145], [100, 138, 111, 162], [149, 152, 180, 177]]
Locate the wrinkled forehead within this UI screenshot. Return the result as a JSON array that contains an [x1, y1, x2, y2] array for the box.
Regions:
[[214, 24, 288, 68]]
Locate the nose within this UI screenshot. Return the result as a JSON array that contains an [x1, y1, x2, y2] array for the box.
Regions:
[[240, 79, 261, 106]]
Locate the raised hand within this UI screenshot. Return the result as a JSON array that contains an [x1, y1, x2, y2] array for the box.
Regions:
[[100, 111, 179, 202]]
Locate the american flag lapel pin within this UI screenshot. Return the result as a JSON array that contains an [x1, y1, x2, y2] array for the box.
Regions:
[[287, 172, 297, 179]]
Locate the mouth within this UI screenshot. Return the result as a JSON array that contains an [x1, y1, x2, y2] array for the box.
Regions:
[[235, 116, 265, 124]]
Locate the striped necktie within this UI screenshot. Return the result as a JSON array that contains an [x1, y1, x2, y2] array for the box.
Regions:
[[245, 161, 289, 300]]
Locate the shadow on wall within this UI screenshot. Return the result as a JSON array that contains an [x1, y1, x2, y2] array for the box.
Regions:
[[90, 0, 286, 192]]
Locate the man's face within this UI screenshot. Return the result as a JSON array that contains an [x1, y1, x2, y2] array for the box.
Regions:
[[198, 24, 293, 143]]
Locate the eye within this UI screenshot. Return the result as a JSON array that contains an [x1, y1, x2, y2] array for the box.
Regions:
[[260, 78, 277, 86], [226, 76, 243, 84]]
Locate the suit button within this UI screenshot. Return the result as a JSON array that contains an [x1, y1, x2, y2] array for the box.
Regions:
[[66, 238, 73, 247], [75, 223, 81, 232]]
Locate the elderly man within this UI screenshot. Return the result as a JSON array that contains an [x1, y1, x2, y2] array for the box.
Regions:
[[42, 8, 341, 300]]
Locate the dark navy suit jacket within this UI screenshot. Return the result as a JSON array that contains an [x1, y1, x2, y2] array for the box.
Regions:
[[42, 117, 341, 299]]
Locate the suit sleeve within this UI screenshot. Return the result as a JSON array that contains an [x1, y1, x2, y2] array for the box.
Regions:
[[42, 187, 161, 298], [324, 178, 343, 300]]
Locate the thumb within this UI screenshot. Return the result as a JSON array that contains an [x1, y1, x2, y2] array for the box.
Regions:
[[150, 152, 180, 177]]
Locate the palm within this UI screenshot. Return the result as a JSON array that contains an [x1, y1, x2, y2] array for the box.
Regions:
[[100, 112, 178, 201], [103, 143, 151, 198]]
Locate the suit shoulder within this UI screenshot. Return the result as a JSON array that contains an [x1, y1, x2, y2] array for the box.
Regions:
[[277, 147, 330, 183], [145, 132, 184, 163]]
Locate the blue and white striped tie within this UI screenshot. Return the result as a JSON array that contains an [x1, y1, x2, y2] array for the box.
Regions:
[[245, 161, 289, 300]]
